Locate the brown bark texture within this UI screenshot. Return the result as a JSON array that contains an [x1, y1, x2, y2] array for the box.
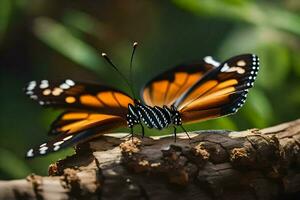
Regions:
[[0, 119, 299, 200]]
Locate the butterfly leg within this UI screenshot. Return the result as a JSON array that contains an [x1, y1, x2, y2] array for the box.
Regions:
[[120, 132, 132, 140], [173, 126, 177, 143], [140, 123, 145, 138], [130, 127, 134, 142], [180, 125, 191, 143]]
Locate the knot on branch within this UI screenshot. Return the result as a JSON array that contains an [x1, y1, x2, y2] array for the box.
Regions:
[[119, 137, 141, 154], [48, 163, 59, 176], [230, 135, 283, 178], [120, 138, 212, 185], [61, 168, 80, 190], [26, 174, 43, 199]]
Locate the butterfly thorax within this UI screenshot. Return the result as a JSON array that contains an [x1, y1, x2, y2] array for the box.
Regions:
[[126, 100, 181, 130]]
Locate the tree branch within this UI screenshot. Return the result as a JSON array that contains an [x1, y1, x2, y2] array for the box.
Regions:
[[1, 119, 299, 200]]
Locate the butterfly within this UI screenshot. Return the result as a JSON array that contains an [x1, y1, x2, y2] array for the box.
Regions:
[[24, 42, 259, 158]]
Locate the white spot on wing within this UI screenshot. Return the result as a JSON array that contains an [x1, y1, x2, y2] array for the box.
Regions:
[[40, 149, 46, 155], [220, 63, 230, 72], [30, 95, 38, 100], [60, 83, 70, 89], [53, 146, 60, 151], [66, 79, 75, 86], [40, 143, 47, 147], [40, 80, 49, 89], [204, 56, 220, 67], [237, 60, 246, 67], [27, 81, 36, 91], [27, 149, 34, 157], [39, 146, 48, 151], [43, 89, 51, 96], [221, 63, 245, 74], [63, 135, 73, 141], [54, 141, 64, 146]]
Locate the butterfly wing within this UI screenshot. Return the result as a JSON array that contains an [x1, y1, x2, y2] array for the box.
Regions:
[[176, 54, 259, 123], [24, 79, 133, 116], [26, 112, 126, 158], [24, 80, 134, 158], [141, 57, 220, 107], [49, 111, 125, 135]]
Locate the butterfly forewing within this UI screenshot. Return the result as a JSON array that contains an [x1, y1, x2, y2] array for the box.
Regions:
[[177, 54, 259, 123], [141, 58, 219, 107], [24, 80, 133, 117]]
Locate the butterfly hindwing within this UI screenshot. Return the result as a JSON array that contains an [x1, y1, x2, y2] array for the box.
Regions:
[[26, 112, 126, 158], [24, 79, 134, 117], [177, 54, 259, 123], [141, 57, 220, 107], [49, 111, 125, 135], [180, 90, 248, 123]]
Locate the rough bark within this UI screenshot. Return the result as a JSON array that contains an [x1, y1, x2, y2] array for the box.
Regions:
[[0, 119, 299, 200]]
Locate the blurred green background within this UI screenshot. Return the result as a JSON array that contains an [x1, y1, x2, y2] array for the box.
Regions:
[[0, 0, 299, 180]]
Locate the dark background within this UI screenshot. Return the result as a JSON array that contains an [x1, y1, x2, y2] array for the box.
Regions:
[[0, 0, 299, 180]]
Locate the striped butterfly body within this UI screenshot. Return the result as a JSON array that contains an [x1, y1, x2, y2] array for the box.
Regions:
[[127, 101, 181, 130], [24, 50, 259, 158]]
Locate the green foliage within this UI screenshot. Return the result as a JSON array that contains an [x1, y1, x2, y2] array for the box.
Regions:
[[33, 17, 104, 73], [241, 89, 274, 128], [173, 0, 300, 35], [0, 0, 12, 43], [0, 148, 31, 179]]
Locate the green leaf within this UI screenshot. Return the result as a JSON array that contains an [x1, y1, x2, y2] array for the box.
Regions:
[[62, 9, 105, 38], [241, 89, 274, 128], [288, 85, 300, 105], [0, 0, 12, 43], [33, 17, 105, 74], [28, 148, 74, 176], [172, 0, 300, 36], [291, 49, 300, 77], [265, 7, 300, 36], [0, 148, 31, 179], [218, 27, 261, 58], [173, 0, 252, 21], [256, 43, 290, 89]]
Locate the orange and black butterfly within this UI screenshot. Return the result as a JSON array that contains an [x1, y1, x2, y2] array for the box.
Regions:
[[24, 43, 259, 158]]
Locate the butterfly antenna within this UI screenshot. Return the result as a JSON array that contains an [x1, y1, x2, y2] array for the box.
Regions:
[[101, 53, 135, 98], [129, 42, 138, 99]]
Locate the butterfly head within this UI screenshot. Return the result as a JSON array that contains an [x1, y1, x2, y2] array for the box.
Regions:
[[133, 99, 141, 104], [169, 105, 182, 125]]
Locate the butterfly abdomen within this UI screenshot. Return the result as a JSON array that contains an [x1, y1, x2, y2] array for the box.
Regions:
[[127, 101, 177, 130]]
